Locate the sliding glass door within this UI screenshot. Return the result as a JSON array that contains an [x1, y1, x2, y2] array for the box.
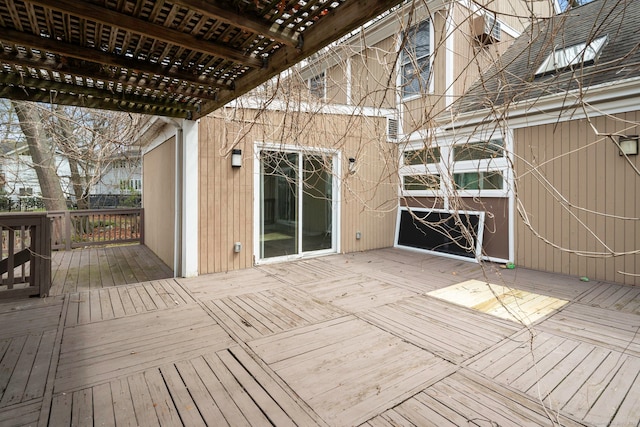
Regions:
[[259, 149, 335, 260]]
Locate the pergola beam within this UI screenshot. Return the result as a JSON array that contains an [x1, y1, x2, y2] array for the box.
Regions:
[[27, 0, 264, 68], [0, 73, 201, 113], [170, 0, 300, 48], [0, 85, 192, 118], [0, 28, 229, 93]]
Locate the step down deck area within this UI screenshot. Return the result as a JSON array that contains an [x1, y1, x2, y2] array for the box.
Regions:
[[1, 246, 639, 426]]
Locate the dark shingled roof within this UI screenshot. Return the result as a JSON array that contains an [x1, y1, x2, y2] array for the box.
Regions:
[[456, 0, 640, 114]]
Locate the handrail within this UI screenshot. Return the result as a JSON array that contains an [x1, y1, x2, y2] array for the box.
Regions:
[[0, 212, 51, 298], [48, 208, 144, 251]]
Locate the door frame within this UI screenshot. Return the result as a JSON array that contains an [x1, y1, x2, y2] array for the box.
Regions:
[[253, 142, 342, 265]]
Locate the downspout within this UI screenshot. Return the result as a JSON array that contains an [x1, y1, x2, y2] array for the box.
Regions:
[[159, 117, 183, 278]]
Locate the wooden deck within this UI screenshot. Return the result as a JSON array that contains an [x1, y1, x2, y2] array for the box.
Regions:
[[1, 247, 639, 426]]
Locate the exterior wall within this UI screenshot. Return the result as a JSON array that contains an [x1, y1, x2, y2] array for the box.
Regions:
[[451, 4, 514, 105], [514, 111, 640, 286], [198, 109, 398, 274], [142, 137, 175, 271], [350, 38, 396, 109]]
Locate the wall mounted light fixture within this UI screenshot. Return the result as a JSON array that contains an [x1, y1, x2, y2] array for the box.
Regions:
[[348, 157, 356, 174], [231, 149, 242, 167], [619, 136, 639, 156]]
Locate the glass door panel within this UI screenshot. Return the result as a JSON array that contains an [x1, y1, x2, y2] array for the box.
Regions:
[[260, 150, 298, 258], [302, 155, 332, 252], [259, 149, 335, 260]]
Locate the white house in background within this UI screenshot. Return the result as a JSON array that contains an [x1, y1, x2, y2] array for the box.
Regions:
[[0, 144, 142, 209]]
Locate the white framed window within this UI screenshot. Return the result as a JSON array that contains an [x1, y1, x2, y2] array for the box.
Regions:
[[309, 71, 326, 99], [401, 20, 431, 100], [536, 35, 607, 76], [400, 138, 509, 197]]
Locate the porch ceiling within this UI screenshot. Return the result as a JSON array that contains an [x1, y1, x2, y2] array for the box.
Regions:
[[0, 0, 402, 119]]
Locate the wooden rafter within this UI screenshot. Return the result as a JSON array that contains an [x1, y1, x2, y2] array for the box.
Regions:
[[170, 0, 300, 48], [0, 0, 404, 119], [26, 0, 264, 68], [0, 28, 228, 92]]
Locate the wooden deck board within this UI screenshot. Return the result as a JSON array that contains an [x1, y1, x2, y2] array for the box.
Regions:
[[4, 248, 640, 426], [65, 280, 193, 325], [467, 329, 639, 426], [361, 295, 522, 364], [50, 245, 173, 296], [250, 316, 455, 426], [297, 275, 418, 312], [205, 286, 346, 341], [55, 304, 234, 393]]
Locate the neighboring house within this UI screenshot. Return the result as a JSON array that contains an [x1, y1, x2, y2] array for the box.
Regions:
[[90, 151, 142, 207], [432, 0, 640, 285], [139, 0, 556, 277], [0, 144, 73, 209], [0, 144, 142, 210]]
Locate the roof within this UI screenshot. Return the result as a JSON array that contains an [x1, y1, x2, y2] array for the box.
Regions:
[[0, 0, 402, 120], [456, 0, 640, 114]]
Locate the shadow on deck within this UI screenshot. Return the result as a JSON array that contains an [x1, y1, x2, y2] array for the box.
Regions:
[[49, 244, 174, 296], [1, 247, 639, 426]]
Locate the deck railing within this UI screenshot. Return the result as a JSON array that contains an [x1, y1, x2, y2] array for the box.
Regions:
[[0, 212, 51, 298], [48, 208, 144, 251]]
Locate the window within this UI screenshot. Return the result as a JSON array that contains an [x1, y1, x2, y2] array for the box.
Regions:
[[401, 20, 430, 99], [309, 72, 326, 99], [453, 140, 503, 161], [403, 147, 440, 165], [403, 174, 440, 191], [454, 171, 503, 190], [536, 36, 607, 76], [400, 138, 509, 196]]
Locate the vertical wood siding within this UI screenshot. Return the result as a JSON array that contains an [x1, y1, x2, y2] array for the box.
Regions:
[[515, 111, 640, 286], [198, 110, 398, 274], [142, 138, 175, 271]]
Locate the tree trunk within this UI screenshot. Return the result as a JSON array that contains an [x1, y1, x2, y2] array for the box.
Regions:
[[54, 106, 89, 210], [12, 101, 67, 211]]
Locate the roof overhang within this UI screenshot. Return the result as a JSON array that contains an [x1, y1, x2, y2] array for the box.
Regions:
[[0, 0, 404, 119], [441, 77, 640, 132]]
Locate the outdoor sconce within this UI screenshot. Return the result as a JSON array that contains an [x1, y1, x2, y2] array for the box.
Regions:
[[348, 157, 356, 174], [231, 149, 242, 167], [619, 136, 639, 156]]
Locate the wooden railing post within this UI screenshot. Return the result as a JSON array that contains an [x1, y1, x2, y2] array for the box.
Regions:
[[64, 210, 72, 251]]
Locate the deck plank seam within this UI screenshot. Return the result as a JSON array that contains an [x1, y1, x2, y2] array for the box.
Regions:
[[36, 294, 69, 427], [196, 297, 329, 426]]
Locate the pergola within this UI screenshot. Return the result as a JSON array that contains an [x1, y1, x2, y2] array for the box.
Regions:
[[0, 0, 402, 119]]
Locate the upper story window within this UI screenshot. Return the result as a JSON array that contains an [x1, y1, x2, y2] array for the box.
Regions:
[[403, 147, 440, 165], [401, 20, 431, 99], [453, 140, 503, 161], [400, 138, 508, 197], [535, 35, 607, 77], [309, 71, 326, 99]]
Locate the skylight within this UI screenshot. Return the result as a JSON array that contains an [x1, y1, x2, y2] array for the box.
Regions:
[[535, 35, 608, 76]]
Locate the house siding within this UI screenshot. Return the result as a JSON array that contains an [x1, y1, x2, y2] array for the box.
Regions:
[[198, 109, 398, 274], [142, 137, 175, 270], [515, 111, 640, 286]]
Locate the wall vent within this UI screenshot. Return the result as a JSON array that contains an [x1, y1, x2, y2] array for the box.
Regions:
[[387, 117, 399, 141]]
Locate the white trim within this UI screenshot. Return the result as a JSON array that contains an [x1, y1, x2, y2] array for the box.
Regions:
[[227, 97, 395, 118], [346, 57, 352, 105], [445, 5, 455, 108], [181, 119, 199, 277], [253, 142, 341, 265], [395, 206, 485, 262]]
